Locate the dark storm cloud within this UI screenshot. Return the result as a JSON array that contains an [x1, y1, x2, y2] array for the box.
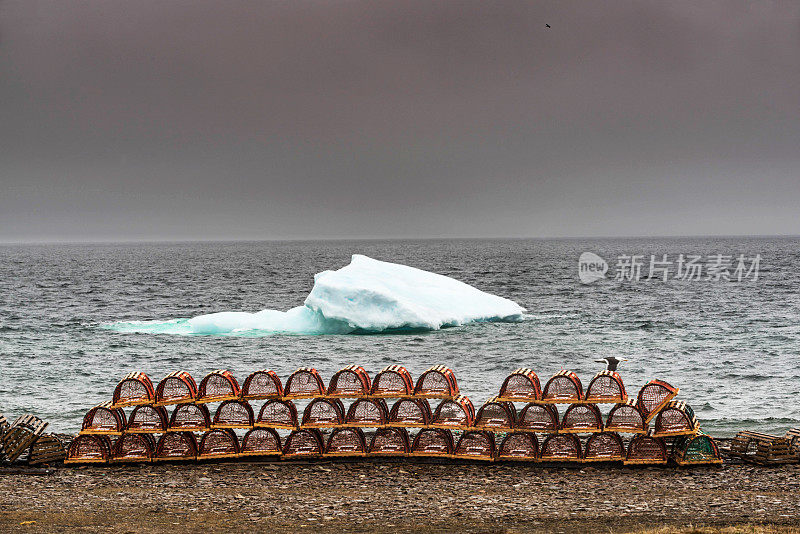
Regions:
[[1, 1, 799, 241]]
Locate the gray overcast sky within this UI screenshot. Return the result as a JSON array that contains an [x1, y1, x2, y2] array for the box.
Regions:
[[1, 1, 798, 242]]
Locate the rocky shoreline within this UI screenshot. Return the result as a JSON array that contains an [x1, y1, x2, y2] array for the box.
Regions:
[[2, 460, 799, 533]]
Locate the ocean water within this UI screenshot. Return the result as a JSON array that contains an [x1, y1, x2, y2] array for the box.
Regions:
[[0, 238, 798, 436]]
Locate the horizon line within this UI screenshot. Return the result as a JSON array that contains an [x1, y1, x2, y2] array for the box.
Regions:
[[1, 233, 799, 246]]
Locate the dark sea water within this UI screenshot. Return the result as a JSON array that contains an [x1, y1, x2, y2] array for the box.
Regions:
[[1, 238, 798, 436]]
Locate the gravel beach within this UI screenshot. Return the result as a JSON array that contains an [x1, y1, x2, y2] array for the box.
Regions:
[[2, 460, 799, 533]]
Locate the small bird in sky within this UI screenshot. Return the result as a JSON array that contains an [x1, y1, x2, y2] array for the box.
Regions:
[[595, 356, 628, 372], [545, 24, 551, 28]]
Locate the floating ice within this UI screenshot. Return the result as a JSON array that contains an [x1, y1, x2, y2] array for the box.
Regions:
[[106, 254, 526, 336]]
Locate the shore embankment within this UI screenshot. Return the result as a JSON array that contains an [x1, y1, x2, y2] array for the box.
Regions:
[[2, 460, 799, 533]]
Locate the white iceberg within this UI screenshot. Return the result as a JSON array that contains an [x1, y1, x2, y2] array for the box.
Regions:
[[108, 254, 526, 336]]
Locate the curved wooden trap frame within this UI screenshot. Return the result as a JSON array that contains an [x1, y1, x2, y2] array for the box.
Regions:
[[583, 432, 625, 462], [169, 403, 211, 432], [255, 399, 299, 430], [636, 379, 679, 423], [345, 398, 389, 427], [368, 427, 411, 456], [325, 427, 368, 457], [241, 369, 283, 400], [327, 365, 371, 398], [154, 432, 198, 462], [496, 432, 539, 462], [585, 370, 627, 404], [605, 399, 647, 434], [453, 430, 495, 461], [473, 397, 516, 431], [283, 429, 325, 458], [560, 403, 604, 434], [541, 370, 584, 404], [414, 366, 459, 399], [539, 434, 582, 462], [516, 403, 559, 433], [126, 405, 169, 433], [430, 395, 475, 430], [625, 434, 668, 465], [370, 365, 414, 398], [197, 370, 241, 404], [80, 402, 126, 436], [301, 398, 346, 428], [387, 398, 432, 428], [240, 428, 282, 457], [111, 372, 155, 408], [283, 367, 326, 399], [154, 371, 197, 406], [212, 400, 255, 429], [497, 368, 541, 402]]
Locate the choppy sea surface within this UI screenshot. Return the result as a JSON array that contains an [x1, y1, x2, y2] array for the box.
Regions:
[[1, 238, 798, 436]]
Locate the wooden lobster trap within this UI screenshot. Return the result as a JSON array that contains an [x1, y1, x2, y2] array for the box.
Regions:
[[327, 365, 371, 398], [301, 398, 346, 428], [370, 365, 414, 398], [539, 434, 582, 462], [65, 434, 113, 464], [652, 401, 699, 438], [787, 429, 800, 455], [541, 370, 584, 403], [1, 415, 48, 463], [345, 398, 389, 427], [80, 402, 126, 436], [387, 398, 432, 428], [212, 400, 255, 429], [28, 434, 67, 466], [111, 372, 155, 408], [585, 371, 627, 404], [255, 399, 298, 430], [453, 430, 495, 461], [169, 403, 211, 432], [516, 403, 559, 433], [197, 370, 241, 404], [325, 427, 368, 457], [673, 434, 722, 466], [283, 367, 326, 399], [368, 427, 411, 456], [729, 431, 798, 465], [198, 429, 240, 459], [560, 403, 604, 434], [497, 368, 541, 402], [283, 429, 325, 458], [410, 428, 454, 457], [496, 432, 539, 462], [431, 395, 475, 430], [126, 405, 169, 433], [112, 433, 156, 463], [605, 400, 648, 434], [155, 371, 198, 406], [241, 369, 283, 400], [636, 379, 679, 423], [583, 432, 626, 462], [414, 366, 459, 399], [154, 432, 198, 462], [240, 428, 282, 458], [624, 434, 668, 465], [473, 397, 516, 431]]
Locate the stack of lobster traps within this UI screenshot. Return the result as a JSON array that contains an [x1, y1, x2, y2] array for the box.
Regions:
[[0, 412, 67, 466], [65, 365, 721, 466], [492, 369, 719, 466]]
